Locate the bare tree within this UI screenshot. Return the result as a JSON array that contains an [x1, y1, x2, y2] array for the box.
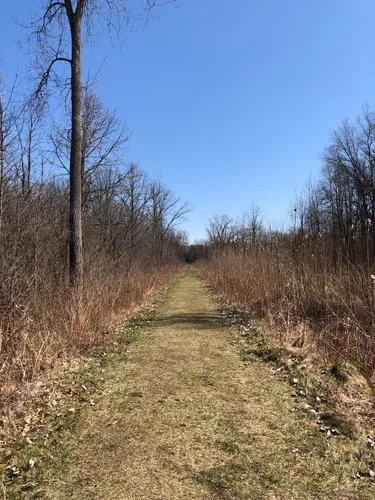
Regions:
[[244, 205, 263, 244], [0, 70, 19, 229], [120, 162, 150, 252], [49, 87, 129, 206], [206, 214, 237, 248], [148, 180, 191, 258], [29, 0, 175, 285], [14, 103, 43, 198]]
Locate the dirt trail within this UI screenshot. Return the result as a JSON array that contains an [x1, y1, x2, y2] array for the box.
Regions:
[[31, 269, 372, 499]]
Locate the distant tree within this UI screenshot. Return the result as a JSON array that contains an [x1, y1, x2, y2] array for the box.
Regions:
[[185, 242, 208, 263], [148, 180, 191, 258], [244, 205, 263, 244], [206, 214, 237, 248]]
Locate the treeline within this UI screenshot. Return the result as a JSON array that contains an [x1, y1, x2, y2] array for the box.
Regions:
[[0, 69, 187, 393], [199, 106, 375, 393]]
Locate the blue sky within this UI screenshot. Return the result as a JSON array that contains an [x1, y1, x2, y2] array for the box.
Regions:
[[1, 1, 375, 242]]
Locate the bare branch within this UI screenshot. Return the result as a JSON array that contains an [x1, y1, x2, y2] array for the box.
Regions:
[[36, 56, 72, 96]]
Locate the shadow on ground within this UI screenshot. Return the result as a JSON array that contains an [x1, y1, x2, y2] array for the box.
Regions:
[[154, 313, 223, 330]]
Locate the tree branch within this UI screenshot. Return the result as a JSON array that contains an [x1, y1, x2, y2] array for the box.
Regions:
[[36, 57, 72, 96]]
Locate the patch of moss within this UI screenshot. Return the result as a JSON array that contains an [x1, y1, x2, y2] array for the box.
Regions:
[[330, 358, 357, 384]]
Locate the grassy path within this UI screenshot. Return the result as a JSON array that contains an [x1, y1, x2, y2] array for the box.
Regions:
[[27, 269, 373, 498]]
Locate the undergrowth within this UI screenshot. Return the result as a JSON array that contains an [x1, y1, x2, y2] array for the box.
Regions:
[[197, 247, 375, 396], [0, 276, 177, 498]]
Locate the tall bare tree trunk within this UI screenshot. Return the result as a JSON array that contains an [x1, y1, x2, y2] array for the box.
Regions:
[[0, 99, 4, 231], [68, 10, 84, 286]]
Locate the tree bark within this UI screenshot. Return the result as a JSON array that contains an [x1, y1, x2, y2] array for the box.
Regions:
[[68, 9, 84, 286], [0, 99, 4, 231]]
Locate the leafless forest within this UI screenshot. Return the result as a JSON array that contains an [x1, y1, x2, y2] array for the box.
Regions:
[[198, 106, 375, 393], [0, 0, 188, 402], [2, 0, 375, 409]]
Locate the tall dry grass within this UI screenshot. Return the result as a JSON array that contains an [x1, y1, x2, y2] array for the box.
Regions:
[[0, 259, 180, 406], [199, 245, 375, 392]]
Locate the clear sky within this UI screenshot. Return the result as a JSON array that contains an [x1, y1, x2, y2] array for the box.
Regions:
[[2, 0, 375, 242]]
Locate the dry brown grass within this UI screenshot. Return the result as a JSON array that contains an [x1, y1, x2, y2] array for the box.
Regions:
[[198, 246, 375, 394]]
